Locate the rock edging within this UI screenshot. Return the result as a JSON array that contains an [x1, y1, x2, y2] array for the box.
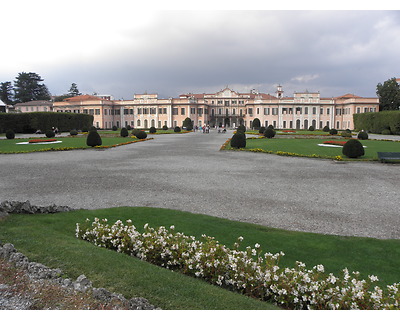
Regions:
[[0, 242, 159, 310], [0, 200, 75, 218]]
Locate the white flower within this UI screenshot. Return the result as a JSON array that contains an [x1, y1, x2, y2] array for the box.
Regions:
[[255, 243, 260, 249]]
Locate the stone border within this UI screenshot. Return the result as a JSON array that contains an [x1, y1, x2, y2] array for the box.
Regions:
[[0, 242, 159, 310], [0, 200, 75, 219]]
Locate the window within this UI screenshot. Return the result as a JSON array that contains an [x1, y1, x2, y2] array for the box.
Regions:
[[198, 108, 203, 116], [320, 108, 323, 115], [226, 109, 229, 116], [163, 108, 167, 114], [138, 108, 142, 114], [191, 108, 196, 114], [327, 108, 330, 115], [224, 101, 230, 106], [83, 109, 88, 114], [89, 109, 94, 115], [264, 108, 270, 115], [272, 108, 278, 115], [172, 108, 178, 115], [130, 109, 133, 114], [150, 108, 156, 114], [357, 107, 361, 113], [312, 107, 316, 115], [219, 108, 222, 115], [232, 100, 237, 104], [304, 107, 308, 115], [104, 109, 108, 115], [181, 108, 185, 115], [283, 121, 286, 128], [137, 120, 141, 127], [124, 109, 129, 115], [248, 108, 253, 115], [218, 100, 223, 105], [364, 107, 369, 113], [95, 109, 100, 115], [232, 109, 236, 115], [115, 109, 120, 115], [296, 107, 302, 114], [257, 108, 260, 115]]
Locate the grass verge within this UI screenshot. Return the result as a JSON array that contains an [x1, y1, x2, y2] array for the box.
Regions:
[[1, 207, 400, 309]]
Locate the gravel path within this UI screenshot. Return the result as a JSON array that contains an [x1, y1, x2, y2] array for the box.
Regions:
[[1, 130, 399, 239]]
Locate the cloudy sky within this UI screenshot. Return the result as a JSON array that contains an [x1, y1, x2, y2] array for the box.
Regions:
[[1, 1, 399, 100]]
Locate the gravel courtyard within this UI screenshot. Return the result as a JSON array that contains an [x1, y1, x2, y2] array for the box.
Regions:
[[1, 130, 399, 239]]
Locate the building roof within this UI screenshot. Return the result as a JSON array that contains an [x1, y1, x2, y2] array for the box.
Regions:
[[64, 94, 102, 102], [14, 100, 53, 107], [334, 93, 362, 99]]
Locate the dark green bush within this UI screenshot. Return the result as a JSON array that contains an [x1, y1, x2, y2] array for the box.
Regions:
[[354, 111, 400, 135], [259, 126, 266, 134], [81, 126, 88, 132], [86, 130, 102, 147], [120, 127, 129, 137], [329, 128, 338, 135], [252, 118, 261, 129], [323, 125, 330, 132], [149, 126, 157, 133], [341, 131, 352, 138], [70, 129, 78, 136], [135, 130, 147, 139], [230, 132, 246, 148], [308, 126, 315, 131], [267, 125, 274, 129], [45, 130, 55, 138], [5, 129, 15, 139], [174, 126, 181, 133], [89, 126, 97, 132], [127, 125, 132, 130], [132, 129, 140, 137], [162, 125, 168, 130], [381, 129, 392, 135], [342, 139, 365, 158], [112, 125, 118, 131], [357, 131, 369, 140], [237, 125, 246, 133], [264, 127, 276, 138]]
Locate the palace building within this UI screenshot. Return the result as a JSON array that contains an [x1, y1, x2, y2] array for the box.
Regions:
[[15, 86, 379, 131]]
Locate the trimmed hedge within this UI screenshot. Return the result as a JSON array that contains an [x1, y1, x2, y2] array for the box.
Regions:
[[353, 111, 400, 135], [0, 112, 93, 133]]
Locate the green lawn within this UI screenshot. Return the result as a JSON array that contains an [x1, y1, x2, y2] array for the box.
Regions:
[[237, 137, 400, 160], [1, 207, 400, 309], [0, 135, 142, 153]]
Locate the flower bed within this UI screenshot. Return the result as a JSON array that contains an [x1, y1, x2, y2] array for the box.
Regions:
[[76, 218, 400, 310], [282, 130, 296, 133], [28, 139, 57, 144], [323, 140, 347, 146]]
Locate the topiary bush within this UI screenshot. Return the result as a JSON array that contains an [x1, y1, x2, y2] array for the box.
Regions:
[[86, 130, 102, 147], [230, 132, 246, 149], [264, 127, 276, 138], [45, 130, 55, 138], [308, 126, 315, 131], [236, 125, 246, 133], [174, 126, 181, 133], [120, 127, 129, 137], [259, 126, 266, 134], [5, 129, 15, 139], [162, 125, 168, 130], [329, 128, 338, 135], [135, 130, 147, 139], [357, 131, 369, 140], [70, 129, 78, 136], [267, 125, 274, 130], [381, 129, 392, 135], [132, 129, 140, 137], [342, 139, 365, 158], [81, 126, 88, 133], [323, 125, 330, 132], [341, 131, 352, 138], [149, 126, 157, 133], [112, 125, 118, 131], [89, 126, 97, 132]]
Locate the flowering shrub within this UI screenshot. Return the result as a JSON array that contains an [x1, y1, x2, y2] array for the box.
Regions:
[[28, 139, 57, 143], [323, 141, 347, 146], [76, 218, 400, 310]]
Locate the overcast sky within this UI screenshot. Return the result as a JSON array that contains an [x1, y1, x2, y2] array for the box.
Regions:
[[1, 1, 399, 100]]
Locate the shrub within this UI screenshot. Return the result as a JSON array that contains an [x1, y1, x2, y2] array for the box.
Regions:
[[381, 129, 392, 135], [112, 126, 118, 131], [174, 126, 181, 133], [81, 126, 88, 133], [264, 127, 276, 138], [182, 117, 193, 131], [237, 125, 246, 133], [230, 132, 246, 148], [149, 126, 157, 133], [5, 129, 15, 139], [259, 126, 266, 134], [70, 129, 78, 136], [135, 130, 147, 139], [342, 139, 365, 158], [127, 125, 132, 130], [45, 130, 55, 138], [120, 127, 129, 137], [252, 118, 261, 129], [322, 125, 330, 132], [89, 126, 97, 132], [267, 125, 274, 129], [341, 131, 352, 138], [86, 130, 102, 147], [162, 125, 168, 130], [308, 126, 315, 131], [357, 131, 369, 140], [131, 129, 140, 137], [329, 128, 338, 135]]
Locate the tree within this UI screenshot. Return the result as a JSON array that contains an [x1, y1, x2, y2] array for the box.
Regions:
[[0, 81, 14, 105], [376, 77, 400, 111], [252, 118, 261, 129], [68, 83, 81, 97], [182, 117, 193, 130], [13, 72, 51, 103]]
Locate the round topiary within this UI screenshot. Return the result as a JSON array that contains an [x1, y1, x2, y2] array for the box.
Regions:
[[120, 127, 129, 137], [46, 130, 56, 138], [357, 131, 369, 140], [89, 126, 97, 132], [308, 126, 315, 131], [341, 131, 352, 138], [149, 126, 157, 133], [322, 125, 330, 132], [230, 132, 246, 149], [70, 129, 78, 136], [162, 125, 168, 130], [131, 129, 140, 136], [174, 126, 181, 133], [267, 125, 274, 129], [135, 130, 147, 139], [342, 139, 365, 158], [5, 129, 15, 139], [81, 126, 88, 133], [112, 126, 118, 131], [264, 127, 276, 138], [329, 128, 338, 135], [259, 126, 266, 134], [237, 125, 246, 133], [86, 130, 102, 147]]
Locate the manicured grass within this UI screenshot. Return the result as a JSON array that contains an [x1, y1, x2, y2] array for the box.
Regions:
[[0, 136, 141, 153], [1, 207, 400, 309], [231, 137, 400, 160]]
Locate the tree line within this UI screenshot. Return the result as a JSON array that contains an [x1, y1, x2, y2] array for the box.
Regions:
[[0, 72, 81, 105]]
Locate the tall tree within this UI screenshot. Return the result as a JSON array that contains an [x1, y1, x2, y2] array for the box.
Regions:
[[376, 77, 400, 111], [0, 81, 14, 105], [13, 72, 51, 103], [68, 83, 81, 96]]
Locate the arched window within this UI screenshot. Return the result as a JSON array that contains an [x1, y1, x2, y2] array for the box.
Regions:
[[137, 119, 141, 127]]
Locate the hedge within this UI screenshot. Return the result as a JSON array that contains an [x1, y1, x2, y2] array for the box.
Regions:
[[353, 111, 400, 135], [0, 112, 94, 133]]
